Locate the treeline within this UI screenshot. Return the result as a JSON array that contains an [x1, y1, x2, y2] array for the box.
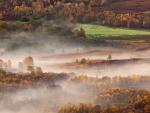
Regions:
[[0, 69, 69, 91], [96, 11, 150, 28], [71, 75, 150, 90], [0, 0, 150, 29]]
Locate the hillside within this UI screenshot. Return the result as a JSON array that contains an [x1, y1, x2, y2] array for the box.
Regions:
[[0, 0, 150, 29]]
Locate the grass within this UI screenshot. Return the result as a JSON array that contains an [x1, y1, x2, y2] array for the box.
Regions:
[[78, 24, 150, 39]]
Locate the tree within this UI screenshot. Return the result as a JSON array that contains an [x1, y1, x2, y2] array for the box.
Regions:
[[144, 105, 150, 113], [107, 54, 112, 61]]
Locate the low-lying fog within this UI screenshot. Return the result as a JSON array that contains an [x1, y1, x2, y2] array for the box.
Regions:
[[0, 31, 150, 77], [0, 81, 97, 113], [0, 31, 150, 113]]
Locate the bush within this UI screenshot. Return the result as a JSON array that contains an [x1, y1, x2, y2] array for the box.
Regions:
[[73, 27, 86, 38], [0, 21, 8, 30], [80, 58, 87, 64], [144, 105, 150, 113], [58, 103, 100, 113]]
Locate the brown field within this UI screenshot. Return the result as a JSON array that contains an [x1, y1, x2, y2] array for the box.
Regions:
[[35, 44, 150, 77], [104, 0, 150, 13]]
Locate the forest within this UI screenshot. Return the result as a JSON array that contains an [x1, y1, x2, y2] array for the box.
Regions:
[[0, 0, 150, 29], [1, 69, 150, 113]]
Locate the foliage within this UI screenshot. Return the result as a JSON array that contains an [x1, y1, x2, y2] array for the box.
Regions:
[[59, 103, 100, 113], [0, 70, 69, 91], [0, 0, 150, 29], [59, 89, 150, 113]]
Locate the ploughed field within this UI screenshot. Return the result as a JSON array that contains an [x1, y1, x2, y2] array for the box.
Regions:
[[103, 0, 150, 12], [37, 44, 150, 76]]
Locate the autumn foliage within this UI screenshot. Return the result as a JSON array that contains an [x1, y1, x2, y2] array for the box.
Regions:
[[0, 0, 150, 28], [59, 89, 150, 113]]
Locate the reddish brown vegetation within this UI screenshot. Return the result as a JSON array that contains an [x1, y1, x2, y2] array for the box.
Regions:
[[59, 89, 150, 113], [104, 0, 150, 13], [0, 0, 150, 28], [0, 69, 69, 91]]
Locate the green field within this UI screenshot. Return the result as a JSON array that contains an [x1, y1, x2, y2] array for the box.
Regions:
[[78, 24, 150, 39]]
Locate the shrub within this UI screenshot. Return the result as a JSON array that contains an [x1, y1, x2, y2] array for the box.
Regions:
[[144, 105, 150, 113], [80, 58, 87, 64]]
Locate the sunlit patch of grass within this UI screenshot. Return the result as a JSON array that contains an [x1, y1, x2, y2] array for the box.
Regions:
[[78, 24, 150, 39]]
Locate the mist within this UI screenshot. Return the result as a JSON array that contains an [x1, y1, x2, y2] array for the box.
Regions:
[[0, 26, 150, 113], [0, 30, 150, 77], [0, 81, 97, 113]]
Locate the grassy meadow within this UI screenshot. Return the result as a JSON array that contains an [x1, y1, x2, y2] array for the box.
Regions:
[[78, 24, 150, 39]]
